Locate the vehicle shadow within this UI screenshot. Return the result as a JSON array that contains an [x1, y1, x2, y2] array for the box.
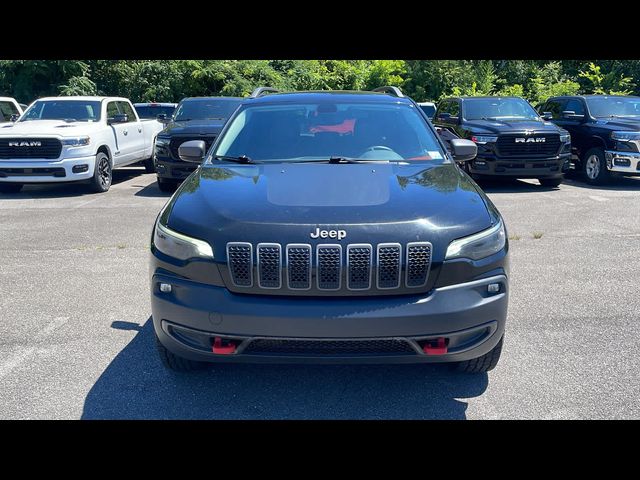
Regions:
[[474, 178, 558, 193], [562, 175, 640, 191], [134, 181, 173, 198], [0, 167, 147, 199], [81, 318, 489, 420]]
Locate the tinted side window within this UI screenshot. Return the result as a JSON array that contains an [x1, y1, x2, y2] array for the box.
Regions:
[[449, 100, 460, 119], [118, 101, 137, 122], [106, 101, 120, 119], [0, 101, 19, 122], [565, 99, 585, 115], [544, 99, 567, 119]]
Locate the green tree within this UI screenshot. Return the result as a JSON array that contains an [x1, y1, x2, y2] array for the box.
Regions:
[[578, 62, 634, 95]]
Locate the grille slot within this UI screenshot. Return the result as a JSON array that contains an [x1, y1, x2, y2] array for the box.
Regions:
[[347, 244, 372, 290], [286, 244, 311, 290], [316, 244, 342, 290], [0, 138, 62, 160], [377, 243, 401, 289], [169, 136, 216, 160], [406, 242, 432, 288], [227, 242, 253, 287], [495, 134, 561, 157], [257, 243, 281, 289], [243, 338, 417, 355]]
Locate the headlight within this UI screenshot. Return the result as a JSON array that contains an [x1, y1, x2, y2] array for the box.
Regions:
[[611, 131, 640, 141], [560, 133, 570, 143], [62, 136, 90, 146], [471, 135, 498, 144], [153, 221, 214, 260], [155, 137, 170, 147], [445, 220, 506, 260]]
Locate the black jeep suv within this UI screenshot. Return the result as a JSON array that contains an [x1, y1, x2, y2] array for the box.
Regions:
[[434, 96, 571, 187], [153, 96, 242, 192], [150, 87, 509, 373]]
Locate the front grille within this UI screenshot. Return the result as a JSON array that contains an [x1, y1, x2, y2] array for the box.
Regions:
[[257, 243, 281, 289], [347, 244, 372, 290], [495, 134, 561, 158], [0, 167, 65, 177], [243, 338, 417, 355], [169, 136, 216, 160], [286, 244, 311, 289], [406, 243, 432, 288], [226, 241, 433, 293], [227, 242, 253, 287], [0, 138, 62, 159], [317, 245, 342, 290]]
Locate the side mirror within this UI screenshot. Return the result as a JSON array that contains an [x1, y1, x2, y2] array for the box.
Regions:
[[108, 113, 128, 124], [178, 140, 206, 163], [561, 110, 585, 120], [450, 139, 477, 162], [541, 112, 553, 121], [437, 112, 452, 122], [10, 114, 19, 122]]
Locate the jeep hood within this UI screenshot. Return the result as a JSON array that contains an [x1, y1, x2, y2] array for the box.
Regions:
[[166, 162, 496, 261], [464, 118, 563, 135]]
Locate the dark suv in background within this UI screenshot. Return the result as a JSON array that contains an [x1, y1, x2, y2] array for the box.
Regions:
[[153, 96, 242, 191], [541, 95, 640, 184], [434, 96, 571, 187]]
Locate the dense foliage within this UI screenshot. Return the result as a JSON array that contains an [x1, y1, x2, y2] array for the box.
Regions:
[[1, 60, 638, 105]]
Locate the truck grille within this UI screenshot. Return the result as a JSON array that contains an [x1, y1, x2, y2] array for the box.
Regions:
[[243, 338, 417, 355], [0, 138, 62, 160], [169, 136, 216, 160], [226, 241, 432, 292], [495, 134, 561, 158]]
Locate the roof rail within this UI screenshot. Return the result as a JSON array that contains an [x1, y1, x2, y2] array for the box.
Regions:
[[249, 87, 280, 98], [372, 86, 405, 98]]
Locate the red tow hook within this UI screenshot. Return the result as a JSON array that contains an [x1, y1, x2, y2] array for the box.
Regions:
[[422, 337, 448, 355], [212, 337, 236, 355]]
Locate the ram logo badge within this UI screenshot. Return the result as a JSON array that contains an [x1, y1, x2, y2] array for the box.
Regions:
[[9, 141, 42, 147], [515, 137, 545, 143], [310, 228, 347, 240]]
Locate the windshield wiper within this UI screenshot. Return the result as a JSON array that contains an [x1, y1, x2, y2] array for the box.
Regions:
[[213, 155, 255, 164], [175, 118, 191, 122]]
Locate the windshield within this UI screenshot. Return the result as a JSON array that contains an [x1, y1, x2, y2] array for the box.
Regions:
[[134, 105, 176, 119], [173, 98, 241, 122], [20, 100, 101, 122], [212, 101, 446, 163], [463, 97, 539, 121], [586, 96, 640, 118]]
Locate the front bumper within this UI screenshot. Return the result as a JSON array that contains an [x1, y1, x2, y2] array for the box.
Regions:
[[0, 154, 96, 183], [151, 272, 508, 364], [155, 155, 198, 181], [605, 150, 640, 174], [468, 153, 570, 178]]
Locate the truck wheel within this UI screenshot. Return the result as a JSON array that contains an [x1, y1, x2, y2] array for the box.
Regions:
[[539, 177, 562, 188], [91, 152, 112, 193], [157, 177, 177, 193], [0, 183, 23, 193], [156, 334, 206, 372], [582, 148, 610, 185], [143, 157, 156, 173], [454, 335, 503, 373]]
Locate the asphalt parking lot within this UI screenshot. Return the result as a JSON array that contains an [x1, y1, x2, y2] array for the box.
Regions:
[[1, 168, 639, 419]]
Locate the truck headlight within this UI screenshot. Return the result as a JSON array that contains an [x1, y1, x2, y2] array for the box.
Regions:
[[560, 133, 570, 143], [62, 136, 90, 146], [155, 137, 170, 147], [153, 221, 214, 260], [611, 131, 640, 141], [445, 220, 506, 260], [471, 135, 498, 144]]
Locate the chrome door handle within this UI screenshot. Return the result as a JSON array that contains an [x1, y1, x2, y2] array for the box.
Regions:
[[123, 130, 128, 136]]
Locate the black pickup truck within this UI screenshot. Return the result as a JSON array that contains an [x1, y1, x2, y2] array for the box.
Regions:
[[153, 96, 242, 191], [540, 95, 640, 184], [434, 96, 571, 187]]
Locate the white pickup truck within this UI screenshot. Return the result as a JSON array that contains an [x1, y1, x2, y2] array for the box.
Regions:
[[0, 96, 164, 193], [0, 97, 23, 124]]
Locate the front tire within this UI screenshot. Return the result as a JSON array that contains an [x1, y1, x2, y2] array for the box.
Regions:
[[157, 177, 177, 192], [156, 334, 206, 372], [0, 183, 23, 193], [582, 147, 610, 185], [539, 177, 562, 188], [91, 152, 112, 193], [143, 157, 156, 173], [455, 336, 503, 373]]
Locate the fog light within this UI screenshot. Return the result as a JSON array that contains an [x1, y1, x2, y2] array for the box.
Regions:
[[159, 283, 172, 293], [72, 164, 89, 173], [487, 283, 500, 293]]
